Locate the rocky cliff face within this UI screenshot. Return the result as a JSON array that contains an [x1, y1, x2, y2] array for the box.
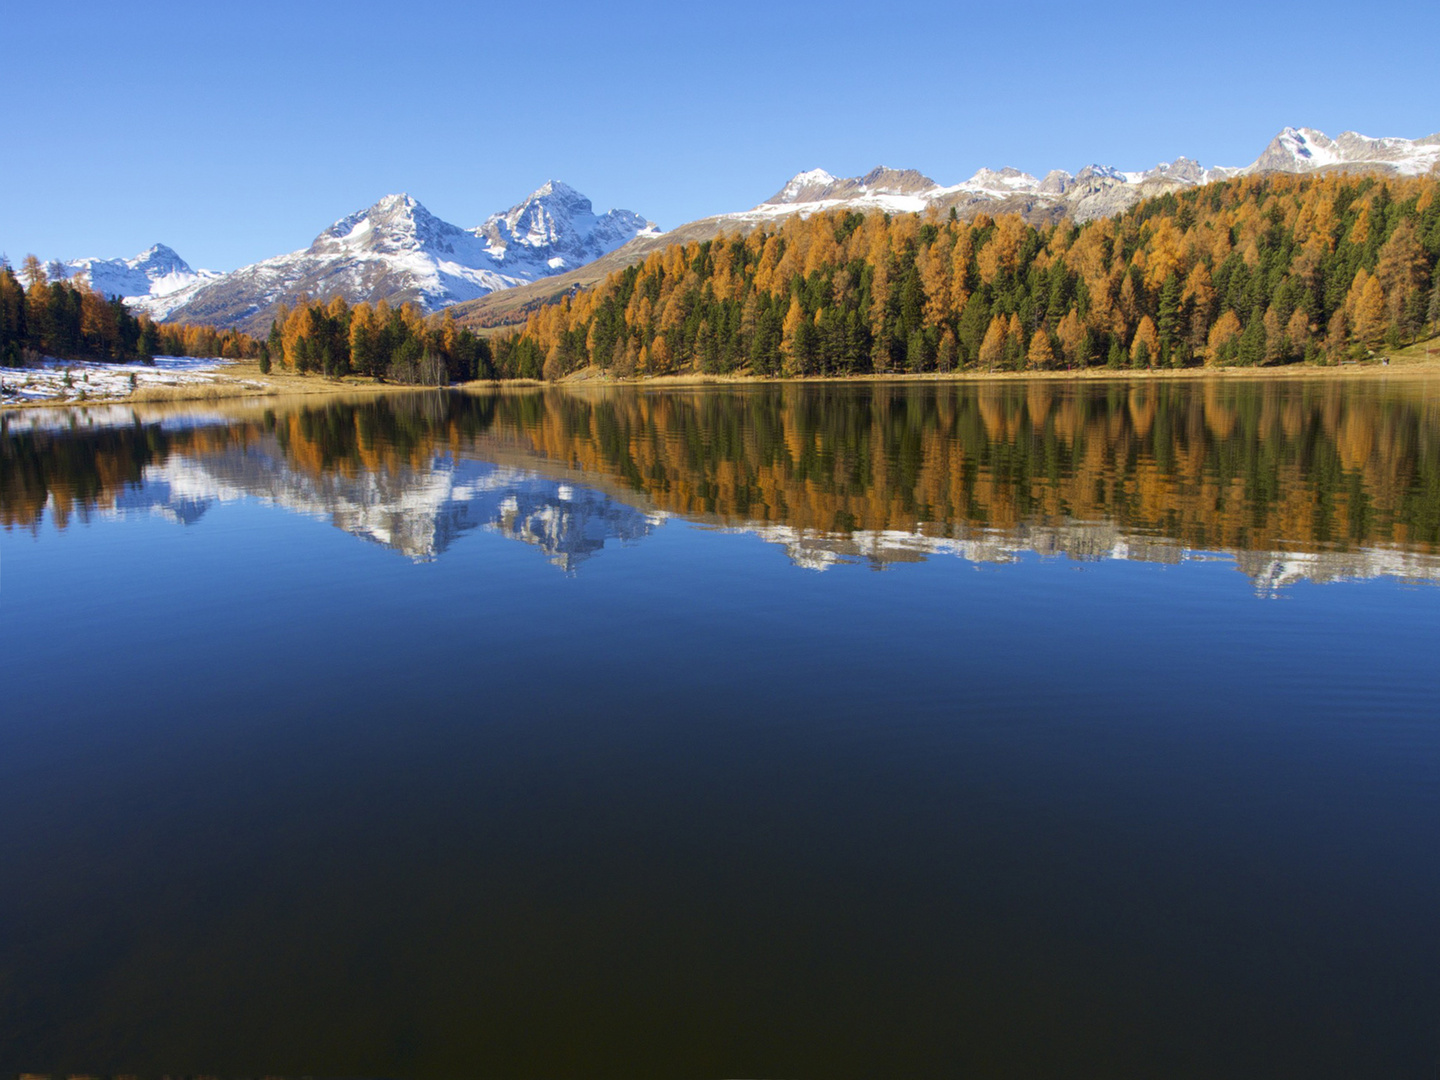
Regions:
[[476, 181, 657, 275]]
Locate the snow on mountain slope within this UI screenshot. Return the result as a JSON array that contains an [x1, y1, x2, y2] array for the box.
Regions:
[[160, 184, 656, 334], [1245, 126, 1440, 175], [58, 244, 222, 320], [46, 125, 1440, 335], [708, 127, 1438, 235], [729, 166, 944, 222], [476, 181, 659, 273], [440, 125, 1440, 329]]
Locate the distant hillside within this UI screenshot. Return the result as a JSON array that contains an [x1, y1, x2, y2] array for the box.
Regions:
[[38, 125, 1440, 336], [481, 170, 1440, 380], [454, 126, 1440, 330]]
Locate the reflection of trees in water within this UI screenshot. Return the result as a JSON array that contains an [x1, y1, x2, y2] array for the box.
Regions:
[[474, 382, 1440, 556], [4, 381, 1440, 558]]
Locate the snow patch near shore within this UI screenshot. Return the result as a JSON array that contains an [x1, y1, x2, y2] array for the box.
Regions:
[[0, 355, 257, 405]]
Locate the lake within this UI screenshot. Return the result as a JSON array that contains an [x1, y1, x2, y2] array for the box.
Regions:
[[2, 377, 1439, 1078]]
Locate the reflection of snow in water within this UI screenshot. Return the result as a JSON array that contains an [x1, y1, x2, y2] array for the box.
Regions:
[[719, 520, 1440, 592], [124, 445, 664, 568], [27, 416, 1440, 590]]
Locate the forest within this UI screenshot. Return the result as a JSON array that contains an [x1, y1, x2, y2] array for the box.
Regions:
[[487, 171, 1440, 379], [266, 298, 492, 384], [0, 256, 258, 367]]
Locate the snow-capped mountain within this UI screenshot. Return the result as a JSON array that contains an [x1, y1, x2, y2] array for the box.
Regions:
[[58, 244, 222, 320], [159, 183, 656, 334], [43, 125, 1440, 334], [1249, 126, 1440, 175], [435, 125, 1440, 328], [715, 158, 1237, 227], [476, 181, 656, 275], [714, 126, 1440, 230]]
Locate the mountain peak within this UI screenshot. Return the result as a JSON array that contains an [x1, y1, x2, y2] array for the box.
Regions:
[[856, 166, 939, 193], [962, 166, 1040, 193], [478, 183, 652, 272], [530, 179, 584, 202], [790, 168, 836, 186], [762, 166, 938, 208], [152, 181, 656, 333], [1246, 126, 1440, 176], [131, 243, 194, 276], [57, 242, 212, 318], [312, 193, 467, 257], [767, 169, 842, 205]]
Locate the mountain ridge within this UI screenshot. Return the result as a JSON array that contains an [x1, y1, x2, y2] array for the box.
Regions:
[[60, 243, 222, 321], [157, 183, 658, 335], [38, 125, 1440, 334], [446, 124, 1440, 328]]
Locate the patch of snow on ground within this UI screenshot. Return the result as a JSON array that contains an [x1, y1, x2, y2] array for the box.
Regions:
[[0, 355, 257, 406]]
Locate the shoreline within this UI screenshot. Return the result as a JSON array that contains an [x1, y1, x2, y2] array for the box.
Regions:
[[532, 356, 1440, 388], [5, 345, 1440, 412]]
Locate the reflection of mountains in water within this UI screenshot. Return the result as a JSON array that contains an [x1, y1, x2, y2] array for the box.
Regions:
[[130, 441, 664, 568], [110, 437, 1440, 589], [727, 520, 1440, 592]]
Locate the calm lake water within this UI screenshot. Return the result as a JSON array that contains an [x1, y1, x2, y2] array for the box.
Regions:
[[2, 378, 1439, 1079]]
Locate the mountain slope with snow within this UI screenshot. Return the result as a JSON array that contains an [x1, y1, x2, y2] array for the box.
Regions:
[[59, 244, 222, 320], [1246, 126, 1440, 176], [42, 125, 1440, 335], [710, 126, 1438, 232], [476, 181, 657, 274], [160, 184, 656, 335], [717, 155, 1244, 229], [445, 125, 1439, 329]]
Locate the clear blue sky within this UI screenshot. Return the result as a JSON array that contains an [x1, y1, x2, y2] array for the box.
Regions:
[[5, 0, 1437, 272]]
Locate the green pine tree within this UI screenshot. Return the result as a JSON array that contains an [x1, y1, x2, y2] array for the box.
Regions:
[[1237, 308, 1267, 365], [1157, 273, 1181, 349]]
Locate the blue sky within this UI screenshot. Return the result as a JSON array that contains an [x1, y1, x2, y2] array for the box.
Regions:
[[5, 0, 1438, 272]]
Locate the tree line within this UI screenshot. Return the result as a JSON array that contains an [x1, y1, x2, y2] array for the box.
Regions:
[[0, 256, 258, 367], [266, 297, 492, 384], [486, 171, 1440, 379]]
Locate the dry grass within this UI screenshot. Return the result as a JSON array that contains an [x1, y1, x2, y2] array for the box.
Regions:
[[9, 336, 1440, 414], [127, 382, 267, 403], [1, 359, 437, 411], [529, 334, 1440, 388]]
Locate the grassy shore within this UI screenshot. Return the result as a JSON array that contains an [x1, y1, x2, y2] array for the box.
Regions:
[[0, 358, 437, 411], [6, 337, 1440, 412], [483, 335, 1440, 390]]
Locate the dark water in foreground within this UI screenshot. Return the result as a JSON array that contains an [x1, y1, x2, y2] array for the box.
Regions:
[[2, 378, 1439, 1079]]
